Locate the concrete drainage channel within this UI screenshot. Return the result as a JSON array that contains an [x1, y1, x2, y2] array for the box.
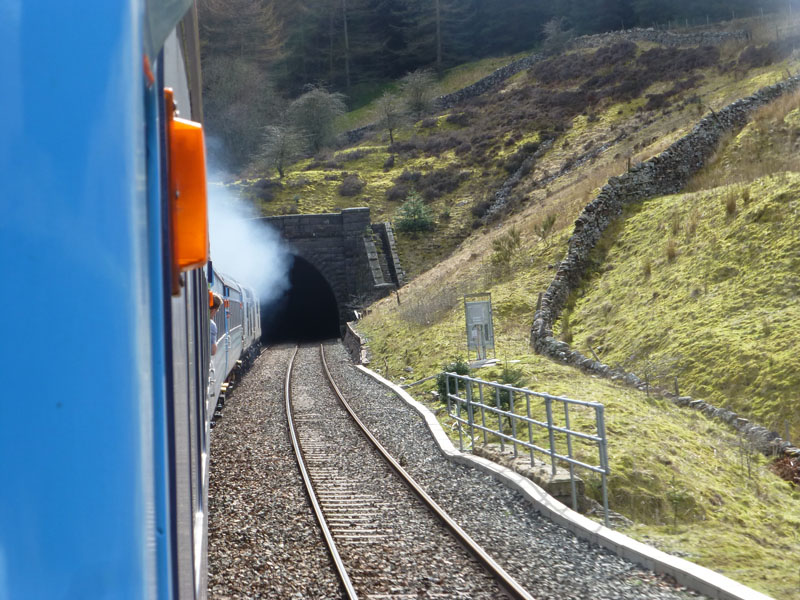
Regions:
[[357, 365, 774, 600]]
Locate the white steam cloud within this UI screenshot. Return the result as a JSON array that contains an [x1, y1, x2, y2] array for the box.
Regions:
[[207, 182, 292, 306]]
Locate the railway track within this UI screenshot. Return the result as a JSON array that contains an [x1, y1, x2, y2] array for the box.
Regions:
[[285, 344, 535, 600]]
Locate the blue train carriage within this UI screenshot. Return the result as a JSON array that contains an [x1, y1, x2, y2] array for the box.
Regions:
[[1, 1, 219, 598], [207, 269, 261, 412]]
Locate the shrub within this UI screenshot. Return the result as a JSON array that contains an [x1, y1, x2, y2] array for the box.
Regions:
[[666, 238, 678, 262], [738, 39, 797, 70], [446, 112, 471, 127], [455, 141, 472, 156], [337, 148, 370, 162], [402, 69, 437, 120], [436, 358, 471, 401], [502, 150, 527, 174], [471, 198, 493, 218], [394, 193, 435, 233], [495, 362, 528, 430], [395, 169, 422, 184], [388, 138, 422, 156], [725, 191, 737, 216], [252, 178, 282, 202], [385, 183, 410, 202], [338, 174, 365, 197], [536, 213, 557, 246], [490, 228, 522, 274], [417, 167, 470, 201], [383, 154, 395, 170], [421, 134, 463, 156]]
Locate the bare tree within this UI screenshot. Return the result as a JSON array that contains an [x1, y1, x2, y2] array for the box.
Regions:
[[401, 69, 437, 121], [259, 125, 306, 178], [542, 16, 573, 55], [375, 91, 405, 144], [288, 85, 347, 153]]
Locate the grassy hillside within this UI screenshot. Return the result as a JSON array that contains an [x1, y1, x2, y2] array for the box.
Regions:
[[245, 22, 800, 279], [247, 18, 800, 598]]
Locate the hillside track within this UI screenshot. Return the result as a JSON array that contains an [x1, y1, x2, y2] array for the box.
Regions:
[[287, 343, 529, 599]]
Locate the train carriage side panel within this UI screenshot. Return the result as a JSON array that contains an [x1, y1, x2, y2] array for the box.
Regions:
[[208, 268, 227, 412], [2, 2, 160, 596], [2, 2, 213, 598], [223, 278, 245, 370], [163, 16, 210, 599]]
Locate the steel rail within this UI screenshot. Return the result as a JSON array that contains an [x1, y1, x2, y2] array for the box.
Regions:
[[318, 344, 536, 600], [284, 345, 358, 599]]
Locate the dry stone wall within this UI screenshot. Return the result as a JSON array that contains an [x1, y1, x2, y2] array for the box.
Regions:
[[344, 27, 747, 145], [530, 75, 800, 458], [570, 28, 749, 50]]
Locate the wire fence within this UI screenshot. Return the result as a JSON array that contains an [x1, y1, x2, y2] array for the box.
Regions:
[[444, 372, 610, 526]]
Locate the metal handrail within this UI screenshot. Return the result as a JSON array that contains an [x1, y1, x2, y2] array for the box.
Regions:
[[444, 372, 610, 526]]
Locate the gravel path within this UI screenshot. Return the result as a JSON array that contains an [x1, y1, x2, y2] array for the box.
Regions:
[[323, 340, 705, 600], [208, 345, 341, 599]]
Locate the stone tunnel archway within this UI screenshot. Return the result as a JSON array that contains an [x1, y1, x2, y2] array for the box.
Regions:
[[258, 208, 405, 330], [261, 255, 340, 343]]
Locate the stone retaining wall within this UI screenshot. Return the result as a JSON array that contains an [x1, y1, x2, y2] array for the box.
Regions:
[[433, 53, 544, 110], [530, 75, 800, 458], [344, 321, 370, 365], [569, 28, 749, 50]]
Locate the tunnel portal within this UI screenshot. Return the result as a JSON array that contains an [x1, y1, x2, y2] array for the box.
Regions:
[[261, 255, 340, 343], [258, 208, 405, 331]]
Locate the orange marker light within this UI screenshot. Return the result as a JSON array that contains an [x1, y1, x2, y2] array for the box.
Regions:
[[165, 88, 209, 295]]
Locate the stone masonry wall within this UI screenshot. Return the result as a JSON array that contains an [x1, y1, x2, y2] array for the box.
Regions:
[[569, 27, 749, 50], [530, 75, 800, 458], [262, 208, 383, 325]]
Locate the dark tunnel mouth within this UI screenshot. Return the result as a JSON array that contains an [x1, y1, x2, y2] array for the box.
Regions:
[[261, 255, 341, 343]]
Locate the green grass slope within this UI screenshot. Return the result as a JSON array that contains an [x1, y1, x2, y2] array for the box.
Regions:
[[567, 95, 800, 446], [351, 20, 800, 599], [246, 22, 800, 283]]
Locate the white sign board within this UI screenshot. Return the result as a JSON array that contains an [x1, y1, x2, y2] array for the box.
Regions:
[[464, 294, 494, 360]]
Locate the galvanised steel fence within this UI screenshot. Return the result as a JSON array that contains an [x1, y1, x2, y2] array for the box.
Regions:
[[445, 372, 610, 526]]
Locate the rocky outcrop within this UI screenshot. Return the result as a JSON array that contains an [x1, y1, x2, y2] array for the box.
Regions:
[[530, 75, 800, 459]]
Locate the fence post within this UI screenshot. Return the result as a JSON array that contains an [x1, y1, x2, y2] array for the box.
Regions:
[[525, 392, 535, 466], [479, 382, 488, 446], [510, 389, 518, 459], [564, 402, 578, 512], [545, 397, 556, 475], [496, 385, 504, 453], [597, 405, 610, 527], [466, 379, 475, 450], [454, 376, 464, 452]]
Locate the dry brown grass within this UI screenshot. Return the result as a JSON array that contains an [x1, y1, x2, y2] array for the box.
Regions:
[[688, 90, 800, 193], [665, 238, 678, 262]]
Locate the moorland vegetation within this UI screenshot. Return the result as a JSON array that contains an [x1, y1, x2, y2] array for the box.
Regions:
[[210, 9, 800, 598]]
